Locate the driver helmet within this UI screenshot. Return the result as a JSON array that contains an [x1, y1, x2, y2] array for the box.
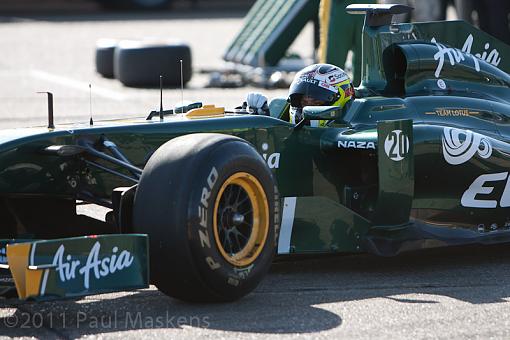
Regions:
[[288, 64, 354, 126]]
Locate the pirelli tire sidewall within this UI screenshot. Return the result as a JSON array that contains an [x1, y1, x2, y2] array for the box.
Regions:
[[187, 139, 278, 300]]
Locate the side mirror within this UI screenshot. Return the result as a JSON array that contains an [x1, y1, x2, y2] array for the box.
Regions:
[[268, 97, 288, 119], [302, 106, 343, 121]]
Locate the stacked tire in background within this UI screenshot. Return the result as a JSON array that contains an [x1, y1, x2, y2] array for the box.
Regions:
[[95, 39, 117, 79], [95, 39, 192, 87]]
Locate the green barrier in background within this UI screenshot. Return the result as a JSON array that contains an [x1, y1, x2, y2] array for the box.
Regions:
[[223, 0, 373, 85], [319, 0, 375, 86]]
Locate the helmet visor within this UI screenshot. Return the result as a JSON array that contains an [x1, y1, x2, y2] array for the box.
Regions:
[[288, 79, 340, 107], [289, 93, 332, 108]]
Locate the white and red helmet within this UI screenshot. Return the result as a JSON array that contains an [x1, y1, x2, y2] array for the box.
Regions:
[[288, 64, 354, 125]]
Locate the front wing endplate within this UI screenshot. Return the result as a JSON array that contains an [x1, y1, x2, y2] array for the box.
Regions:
[[1, 234, 149, 300]]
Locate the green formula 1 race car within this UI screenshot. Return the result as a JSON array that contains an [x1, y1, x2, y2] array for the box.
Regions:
[[2, 4, 510, 302]]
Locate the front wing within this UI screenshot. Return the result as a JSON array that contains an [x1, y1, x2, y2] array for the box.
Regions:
[[0, 234, 149, 300]]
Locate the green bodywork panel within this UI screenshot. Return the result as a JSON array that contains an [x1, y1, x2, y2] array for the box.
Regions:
[[289, 196, 371, 253], [374, 119, 413, 227]]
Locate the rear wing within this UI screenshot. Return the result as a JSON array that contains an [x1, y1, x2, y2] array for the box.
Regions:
[[0, 234, 148, 300], [346, 3, 413, 27]]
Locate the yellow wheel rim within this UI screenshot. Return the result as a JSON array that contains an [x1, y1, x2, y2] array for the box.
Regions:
[[213, 172, 269, 267]]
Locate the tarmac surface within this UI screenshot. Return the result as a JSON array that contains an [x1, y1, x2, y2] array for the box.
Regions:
[[1, 2, 510, 340], [3, 244, 510, 339]]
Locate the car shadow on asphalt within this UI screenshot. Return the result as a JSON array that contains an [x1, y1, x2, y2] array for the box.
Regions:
[[1, 243, 510, 336]]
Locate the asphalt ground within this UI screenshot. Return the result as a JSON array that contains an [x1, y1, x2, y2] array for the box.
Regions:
[[3, 244, 510, 339], [2, 2, 510, 340]]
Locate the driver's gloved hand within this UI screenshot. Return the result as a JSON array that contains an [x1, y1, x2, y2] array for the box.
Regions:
[[246, 92, 270, 116]]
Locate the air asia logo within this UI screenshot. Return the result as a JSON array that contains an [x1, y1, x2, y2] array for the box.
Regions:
[[261, 143, 280, 169], [462, 34, 501, 66], [431, 34, 501, 79], [384, 130, 409, 161], [338, 140, 376, 150], [52, 242, 134, 289], [461, 172, 510, 208], [442, 127, 492, 165]]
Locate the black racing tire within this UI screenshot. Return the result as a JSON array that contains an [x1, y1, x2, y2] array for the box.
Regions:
[[132, 133, 279, 302], [97, 0, 172, 10], [95, 39, 117, 78], [114, 40, 192, 87]]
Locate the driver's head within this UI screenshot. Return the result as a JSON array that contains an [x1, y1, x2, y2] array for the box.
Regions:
[[288, 64, 354, 125]]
